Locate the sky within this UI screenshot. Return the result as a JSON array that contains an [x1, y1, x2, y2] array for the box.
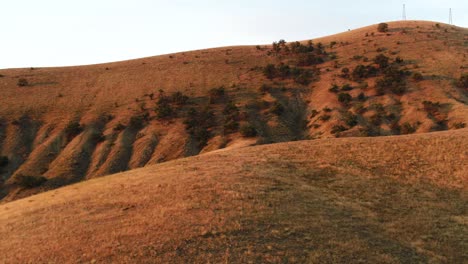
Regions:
[[1, 0, 467, 69]]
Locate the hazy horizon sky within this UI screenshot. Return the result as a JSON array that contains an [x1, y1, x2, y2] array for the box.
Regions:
[[1, 0, 467, 69]]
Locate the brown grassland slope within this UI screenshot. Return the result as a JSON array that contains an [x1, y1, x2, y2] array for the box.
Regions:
[[0, 20, 467, 201], [0, 129, 466, 263]]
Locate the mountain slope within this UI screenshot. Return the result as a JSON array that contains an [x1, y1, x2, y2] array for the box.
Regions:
[[0, 20, 467, 201], [0, 129, 466, 263]]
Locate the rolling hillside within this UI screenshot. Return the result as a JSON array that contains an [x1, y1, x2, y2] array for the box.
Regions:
[[0, 20, 467, 201], [0, 129, 466, 263]]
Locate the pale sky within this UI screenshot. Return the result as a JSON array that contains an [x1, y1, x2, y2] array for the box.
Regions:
[[1, 0, 466, 69]]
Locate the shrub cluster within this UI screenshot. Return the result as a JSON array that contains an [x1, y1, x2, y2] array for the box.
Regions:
[[375, 66, 409, 95], [16, 175, 47, 188], [263, 63, 313, 85], [184, 107, 215, 148]]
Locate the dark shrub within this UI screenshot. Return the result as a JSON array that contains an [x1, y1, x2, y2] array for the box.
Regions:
[[377, 23, 389, 33], [65, 121, 83, 139], [342, 111, 358, 127], [270, 102, 284, 115], [412, 72, 424, 81], [400, 122, 417, 134], [331, 125, 347, 134], [0, 156, 8, 167], [453, 122, 466, 129], [319, 115, 331, 121], [240, 124, 257, 137], [456, 74, 468, 88], [129, 115, 145, 129], [263, 64, 277, 79], [338, 92, 352, 105], [171, 92, 189, 105], [114, 123, 126, 132], [374, 54, 389, 68], [357, 92, 367, 101], [340, 67, 350, 78], [329, 84, 340, 93], [17, 78, 29, 87], [16, 175, 47, 188], [341, 84, 353, 91]]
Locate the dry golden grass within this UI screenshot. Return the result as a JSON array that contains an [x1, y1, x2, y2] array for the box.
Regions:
[[0, 21, 466, 204], [0, 129, 466, 263]]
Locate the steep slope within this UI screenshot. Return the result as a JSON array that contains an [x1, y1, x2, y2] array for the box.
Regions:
[[0, 20, 467, 201], [0, 129, 466, 263]]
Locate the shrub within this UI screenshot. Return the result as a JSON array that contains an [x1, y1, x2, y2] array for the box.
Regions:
[[17, 78, 29, 87], [0, 156, 8, 167], [294, 71, 312, 85], [224, 119, 239, 132], [412, 72, 424, 81], [342, 111, 358, 127], [456, 73, 468, 88], [155, 96, 174, 119], [357, 92, 367, 101], [16, 175, 47, 188], [114, 123, 126, 132], [338, 92, 352, 105], [329, 84, 340, 93], [352, 64, 377, 80], [331, 125, 347, 134], [270, 102, 284, 115], [323, 107, 332, 112], [240, 124, 257, 137], [374, 54, 389, 68], [319, 114, 331, 121], [340, 67, 350, 78], [341, 84, 353, 91], [171, 92, 189, 105], [65, 121, 83, 139], [129, 115, 145, 129], [377, 23, 389, 33], [263, 64, 277, 79], [453, 122, 466, 129], [400, 122, 417, 134]]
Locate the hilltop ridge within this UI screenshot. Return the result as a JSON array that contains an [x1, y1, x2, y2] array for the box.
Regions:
[[0, 20, 467, 202]]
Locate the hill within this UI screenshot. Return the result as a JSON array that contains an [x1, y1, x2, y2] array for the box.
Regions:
[[0, 129, 466, 263], [0, 20, 467, 201]]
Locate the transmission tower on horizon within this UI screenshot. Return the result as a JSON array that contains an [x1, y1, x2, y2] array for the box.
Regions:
[[449, 8, 453, 25], [402, 4, 407, 20]]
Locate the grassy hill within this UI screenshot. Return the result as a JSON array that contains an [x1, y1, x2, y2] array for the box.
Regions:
[[0, 20, 467, 202], [0, 129, 466, 263]]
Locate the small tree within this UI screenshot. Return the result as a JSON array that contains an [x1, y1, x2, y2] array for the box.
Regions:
[[377, 23, 389, 33]]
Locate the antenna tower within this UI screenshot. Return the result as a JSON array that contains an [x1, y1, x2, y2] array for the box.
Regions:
[[449, 8, 453, 25], [403, 4, 407, 20]]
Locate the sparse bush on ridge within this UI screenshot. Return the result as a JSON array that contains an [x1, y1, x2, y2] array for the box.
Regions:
[[377, 23, 389, 33]]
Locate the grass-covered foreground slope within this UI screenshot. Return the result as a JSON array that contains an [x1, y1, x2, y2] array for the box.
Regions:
[[0, 129, 466, 263]]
